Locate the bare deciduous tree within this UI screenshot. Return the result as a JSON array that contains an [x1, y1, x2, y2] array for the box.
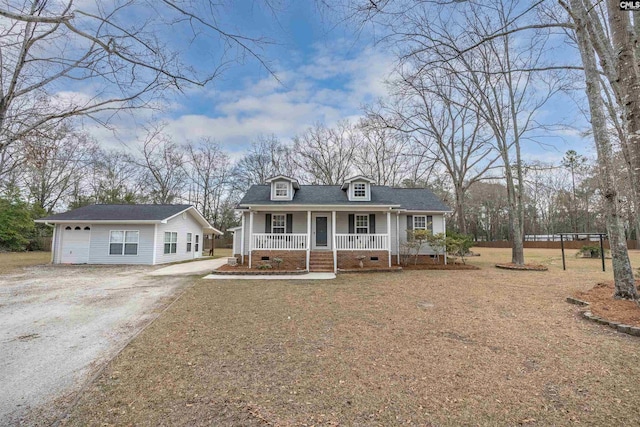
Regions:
[[0, 0, 278, 179], [233, 135, 298, 191], [184, 138, 234, 228], [87, 149, 146, 204], [138, 126, 186, 204], [353, 117, 411, 186], [21, 122, 95, 213], [379, 69, 500, 234], [292, 121, 358, 185]]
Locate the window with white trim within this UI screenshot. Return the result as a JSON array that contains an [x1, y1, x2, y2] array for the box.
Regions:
[[355, 214, 369, 234], [272, 214, 286, 234], [413, 215, 433, 232], [109, 230, 139, 255], [186, 233, 192, 252], [164, 232, 177, 254], [353, 182, 367, 198], [275, 182, 288, 198]]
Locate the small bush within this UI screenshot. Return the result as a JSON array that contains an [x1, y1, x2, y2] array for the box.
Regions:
[[446, 231, 474, 264], [272, 257, 283, 269], [257, 263, 273, 270], [577, 245, 607, 258]]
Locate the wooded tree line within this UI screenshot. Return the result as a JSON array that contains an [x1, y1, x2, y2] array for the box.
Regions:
[[0, 113, 620, 244], [0, 0, 639, 298]]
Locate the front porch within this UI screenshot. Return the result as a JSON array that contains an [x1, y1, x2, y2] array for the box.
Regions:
[[240, 210, 395, 272]]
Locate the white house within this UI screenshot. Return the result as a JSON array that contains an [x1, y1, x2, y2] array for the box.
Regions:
[[233, 175, 451, 272], [36, 204, 222, 265]]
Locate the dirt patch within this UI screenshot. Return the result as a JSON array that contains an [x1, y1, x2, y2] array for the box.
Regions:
[[496, 263, 548, 271], [575, 282, 640, 327], [61, 248, 640, 426]]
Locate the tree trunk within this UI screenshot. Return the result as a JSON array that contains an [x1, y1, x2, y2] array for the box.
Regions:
[[607, 0, 640, 241], [571, 0, 638, 299], [504, 162, 525, 265], [455, 184, 467, 234]]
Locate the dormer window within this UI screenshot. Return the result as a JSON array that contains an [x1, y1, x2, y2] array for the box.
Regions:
[[275, 182, 288, 198], [342, 175, 374, 201], [353, 183, 367, 198], [266, 175, 299, 201]]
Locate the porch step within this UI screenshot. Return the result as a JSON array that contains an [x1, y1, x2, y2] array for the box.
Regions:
[[309, 251, 335, 272]]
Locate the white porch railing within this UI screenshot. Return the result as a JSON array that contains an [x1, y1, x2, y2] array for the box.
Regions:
[[252, 233, 307, 250], [335, 234, 389, 250]]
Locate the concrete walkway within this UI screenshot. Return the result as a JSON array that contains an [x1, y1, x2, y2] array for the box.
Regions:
[[148, 258, 228, 276], [203, 272, 336, 280]]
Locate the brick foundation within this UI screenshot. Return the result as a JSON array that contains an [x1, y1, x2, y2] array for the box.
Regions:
[[250, 250, 306, 270], [337, 250, 389, 269]]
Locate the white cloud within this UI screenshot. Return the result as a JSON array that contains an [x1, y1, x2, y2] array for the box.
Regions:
[[82, 41, 396, 155]]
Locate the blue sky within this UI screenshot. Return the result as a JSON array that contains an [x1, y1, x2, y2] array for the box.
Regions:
[[82, 0, 593, 166]]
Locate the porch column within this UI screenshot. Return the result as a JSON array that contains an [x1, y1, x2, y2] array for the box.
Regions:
[[306, 210, 311, 271], [387, 210, 392, 267], [248, 210, 254, 269], [396, 212, 400, 265], [332, 211, 337, 273], [240, 213, 245, 265]]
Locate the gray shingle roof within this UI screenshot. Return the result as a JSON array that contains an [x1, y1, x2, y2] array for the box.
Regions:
[[37, 204, 194, 222], [238, 185, 450, 211]]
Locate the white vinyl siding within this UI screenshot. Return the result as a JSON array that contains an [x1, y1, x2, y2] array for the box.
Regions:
[[86, 224, 154, 264], [232, 228, 242, 255], [155, 212, 203, 264], [399, 214, 445, 255], [334, 212, 387, 234]]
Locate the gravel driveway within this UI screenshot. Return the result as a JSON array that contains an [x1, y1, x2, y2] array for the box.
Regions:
[[0, 264, 192, 425]]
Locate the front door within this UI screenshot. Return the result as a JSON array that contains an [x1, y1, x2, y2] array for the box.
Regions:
[[315, 216, 328, 247]]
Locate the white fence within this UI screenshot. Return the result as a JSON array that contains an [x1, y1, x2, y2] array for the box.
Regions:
[[252, 233, 307, 250], [335, 234, 389, 250]]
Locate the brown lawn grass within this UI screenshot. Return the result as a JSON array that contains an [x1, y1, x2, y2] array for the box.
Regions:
[[0, 251, 50, 275], [61, 248, 640, 426]]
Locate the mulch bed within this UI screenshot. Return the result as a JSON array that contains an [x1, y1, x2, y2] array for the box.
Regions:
[[495, 263, 548, 271], [403, 263, 479, 270], [216, 264, 304, 274], [575, 281, 640, 327], [338, 267, 403, 273]]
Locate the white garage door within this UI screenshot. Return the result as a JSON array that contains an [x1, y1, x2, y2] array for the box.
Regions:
[[60, 226, 91, 264]]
